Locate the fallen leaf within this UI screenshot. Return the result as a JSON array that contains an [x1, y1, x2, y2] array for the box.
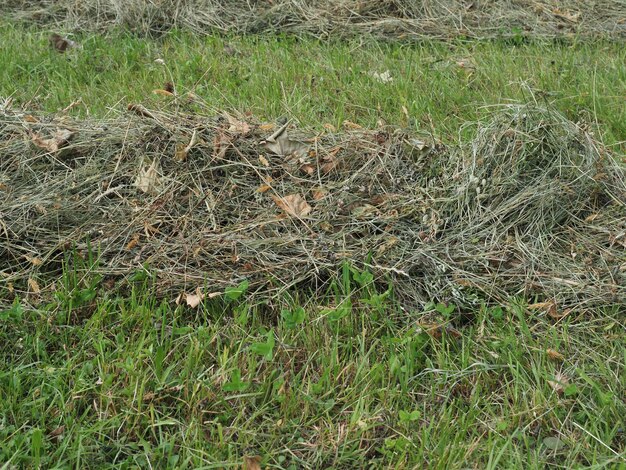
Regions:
[[342, 120, 362, 130], [134, 160, 162, 195], [263, 122, 310, 158], [213, 132, 232, 159], [24, 255, 43, 266], [257, 184, 271, 193], [259, 123, 275, 131], [175, 287, 210, 308], [125, 233, 140, 251], [243, 455, 262, 470], [300, 164, 315, 175], [31, 128, 74, 152], [258, 155, 270, 167], [548, 371, 569, 395], [312, 189, 326, 201], [153, 89, 174, 97], [24, 114, 38, 123], [28, 278, 41, 294], [49, 426, 65, 438], [323, 123, 336, 132], [174, 130, 198, 162], [49, 33, 78, 52], [272, 194, 312, 218], [127, 103, 157, 120], [546, 348, 565, 361], [369, 70, 393, 83], [553, 8, 581, 22], [224, 112, 251, 136]]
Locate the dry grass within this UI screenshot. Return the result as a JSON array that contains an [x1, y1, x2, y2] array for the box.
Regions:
[[1, 97, 624, 311], [3, 0, 626, 39]]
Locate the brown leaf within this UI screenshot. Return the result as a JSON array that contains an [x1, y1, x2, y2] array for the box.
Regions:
[[134, 160, 162, 195], [213, 132, 232, 159], [175, 287, 208, 308], [153, 89, 174, 97], [31, 128, 74, 152], [342, 120, 362, 130], [49, 33, 78, 52], [28, 278, 41, 294], [263, 123, 310, 158], [258, 155, 270, 167], [24, 255, 43, 266], [259, 123, 275, 132], [24, 114, 39, 123], [224, 112, 251, 136], [300, 164, 315, 175], [125, 233, 140, 251], [548, 371, 569, 395], [323, 123, 336, 132], [257, 184, 271, 193], [127, 103, 157, 120], [546, 349, 565, 361], [272, 194, 311, 218], [49, 426, 65, 438], [243, 455, 262, 470], [174, 130, 198, 162], [312, 189, 326, 201]]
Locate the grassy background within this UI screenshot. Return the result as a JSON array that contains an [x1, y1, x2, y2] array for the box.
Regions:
[[1, 23, 625, 149], [1, 21, 625, 469]]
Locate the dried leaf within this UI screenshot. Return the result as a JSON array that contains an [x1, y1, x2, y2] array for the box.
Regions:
[[263, 123, 310, 158], [300, 164, 315, 175], [224, 112, 251, 135], [28, 278, 41, 293], [548, 371, 569, 395], [546, 348, 565, 361], [174, 130, 198, 162], [258, 155, 270, 167], [272, 194, 312, 218], [312, 189, 326, 201], [323, 123, 336, 132], [342, 120, 362, 130], [175, 287, 210, 308], [553, 8, 581, 22], [369, 70, 393, 83], [127, 103, 157, 120], [153, 89, 174, 97], [31, 129, 74, 152], [24, 114, 38, 123], [49, 33, 78, 52], [213, 132, 232, 159], [24, 255, 43, 266], [259, 123, 275, 132], [257, 184, 271, 193], [125, 233, 140, 251], [243, 455, 262, 470], [134, 160, 162, 195], [49, 426, 65, 438]]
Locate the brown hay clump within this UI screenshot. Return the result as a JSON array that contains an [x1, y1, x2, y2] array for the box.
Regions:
[[3, 0, 626, 40], [1, 100, 624, 311]]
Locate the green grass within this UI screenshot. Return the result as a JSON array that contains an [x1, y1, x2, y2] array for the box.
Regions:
[[1, 261, 624, 468], [1, 22, 625, 468], [0, 23, 625, 149]]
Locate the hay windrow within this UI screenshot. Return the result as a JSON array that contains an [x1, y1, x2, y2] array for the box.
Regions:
[[3, 0, 626, 40], [1, 101, 625, 311]]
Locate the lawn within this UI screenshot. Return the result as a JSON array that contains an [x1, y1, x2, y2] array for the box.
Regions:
[[1, 22, 625, 469]]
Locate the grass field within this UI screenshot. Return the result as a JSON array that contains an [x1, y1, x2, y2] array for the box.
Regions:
[[1, 23, 625, 469]]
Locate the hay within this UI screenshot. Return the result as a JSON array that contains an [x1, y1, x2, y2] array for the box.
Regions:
[[4, 0, 626, 40], [1, 99, 625, 311]]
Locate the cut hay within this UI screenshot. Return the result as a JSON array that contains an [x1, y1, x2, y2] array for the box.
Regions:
[[3, 0, 626, 40], [1, 99, 625, 312]]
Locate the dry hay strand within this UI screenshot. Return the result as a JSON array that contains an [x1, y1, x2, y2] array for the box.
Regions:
[[1, 100, 624, 312], [3, 0, 626, 40]]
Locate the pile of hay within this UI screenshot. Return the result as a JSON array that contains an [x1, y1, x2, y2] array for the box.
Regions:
[[1, 99, 624, 311], [4, 0, 626, 40]]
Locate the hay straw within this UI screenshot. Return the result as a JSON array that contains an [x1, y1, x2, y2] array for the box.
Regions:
[[1, 99, 624, 311], [4, 0, 626, 40]]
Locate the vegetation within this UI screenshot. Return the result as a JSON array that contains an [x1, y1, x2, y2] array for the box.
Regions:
[[1, 21, 625, 469]]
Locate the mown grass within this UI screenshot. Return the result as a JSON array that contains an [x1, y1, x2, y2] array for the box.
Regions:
[[1, 258, 624, 468], [0, 23, 625, 148], [1, 21, 625, 469]]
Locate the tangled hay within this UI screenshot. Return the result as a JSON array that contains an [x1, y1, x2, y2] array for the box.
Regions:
[[1, 98, 625, 312], [4, 0, 626, 40]]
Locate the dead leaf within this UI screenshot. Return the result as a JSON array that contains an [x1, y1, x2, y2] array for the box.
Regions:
[[243, 455, 262, 470], [258, 155, 270, 167], [259, 123, 275, 131], [153, 89, 174, 97], [31, 129, 74, 152], [213, 132, 232, 159], [312, 189, 326, 201], [24, 255, 43, 266], [49, 426, 65, 438], [553, 8, 581, 22], [369, 70, 393, 83], [546, 349, 565, 361], [134, 160, 162, 195], [24, 114, 38, 123], [263, 122, 310, 158], [323, 123, 336, 132], [125, 233, 140, 251], [257, 184, 271, 193], [272, 194, 311, 218], [224, 112, 251, 135], [127, 103, 157, 120], [342, 120, 362, 130], [528, 300, 568, 319], [548, 371, 569, 395], [300, 164, 315, 175], [49, 33, 78, 52], [175, 287, 212, 308], [28, 278, 41, 294], [174, 130, 198, 162]]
